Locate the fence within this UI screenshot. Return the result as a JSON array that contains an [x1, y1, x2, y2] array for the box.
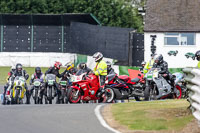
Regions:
[[0, 14, 144, 66], [183, 68, 200, 125]]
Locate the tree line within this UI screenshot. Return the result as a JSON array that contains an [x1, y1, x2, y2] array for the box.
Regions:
[[0, 0, 144, 32]]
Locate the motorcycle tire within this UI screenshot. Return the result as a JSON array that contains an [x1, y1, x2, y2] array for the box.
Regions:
[[34, 89, 38, 104], [144, 86, 151, 101], [61, 89, 65, 104], [49, 87, 52, 104], [67, 87, 81, 103], [175, 85, 182, 99], [14, 89, 20, 104], [135, 96, 144, 101], [105, 87, 115, 103]]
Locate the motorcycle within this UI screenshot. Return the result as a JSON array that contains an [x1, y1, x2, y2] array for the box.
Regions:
[[67, 73, 111, 103], [118, 74, 146, 101], [57, 80, 68, 104], [144, 68, 182, 100], [32, 79, 43, 104], [45, 74, 56, 104], [173, 72, 187, 98], [11, 76, 26, 104], [3, 79, 13, 105], [105, 73, 145, 101]]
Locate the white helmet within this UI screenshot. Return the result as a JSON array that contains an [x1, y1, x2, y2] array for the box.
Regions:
[[93, 52, 103, 62]]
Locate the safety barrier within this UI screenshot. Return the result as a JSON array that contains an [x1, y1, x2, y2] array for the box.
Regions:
[[183, 68, 200, 125]]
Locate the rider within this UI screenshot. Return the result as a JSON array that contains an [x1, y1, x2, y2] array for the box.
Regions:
[[106, 61, 115, 75], [3, 66, 16, 104], [12, 63, 30, 104], [93, 52, 107, 96], [65, 61, 77, 75], [30, 67, 45, 103], [45, 61, 67, 97], [76, 62, 92, 75], [139, 61, 146, 73], [144, 54, 155, 74], [152, 54, 174, 86], [195, 50, 200, 68]]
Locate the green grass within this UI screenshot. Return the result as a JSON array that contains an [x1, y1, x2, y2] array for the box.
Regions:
[[111, 100, 193, 131], [0, 67, 66, 85]]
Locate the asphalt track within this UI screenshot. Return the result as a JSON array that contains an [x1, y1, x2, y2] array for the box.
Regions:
[[0, 85, 114, 133]]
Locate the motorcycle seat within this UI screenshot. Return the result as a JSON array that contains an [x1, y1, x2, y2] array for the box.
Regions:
[[131, 78, 140, 83]]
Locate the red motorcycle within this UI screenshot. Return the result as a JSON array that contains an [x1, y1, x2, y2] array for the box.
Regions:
[[105, 73, 146, 101], [67, 73, 113, 103], [118, 74, 146, 101]]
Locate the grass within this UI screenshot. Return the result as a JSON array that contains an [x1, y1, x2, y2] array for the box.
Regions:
[[111, 99, 193, 131], [0, 67, 66, 85]]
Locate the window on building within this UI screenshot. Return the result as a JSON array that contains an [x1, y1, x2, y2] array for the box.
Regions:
[[164, 33, 195, 46]]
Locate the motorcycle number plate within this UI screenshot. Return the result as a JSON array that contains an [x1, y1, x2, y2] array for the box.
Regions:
[[147, 74, 153, 80], [34, 81, 41, 86], [48, 80, 54, 85]]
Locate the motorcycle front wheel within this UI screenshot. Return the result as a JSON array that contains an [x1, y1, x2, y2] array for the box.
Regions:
[[174, 85, 182, 99], [144, 86, 156, 101], [104, 87, 115, 103], [67, 88, 81, 103]]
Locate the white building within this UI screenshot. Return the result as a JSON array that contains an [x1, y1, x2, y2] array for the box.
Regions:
[[144, 0, 199, 68]]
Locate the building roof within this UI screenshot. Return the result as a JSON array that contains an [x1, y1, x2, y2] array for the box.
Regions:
[[0, 13, 101, 26], [144, 0, 200, 32]]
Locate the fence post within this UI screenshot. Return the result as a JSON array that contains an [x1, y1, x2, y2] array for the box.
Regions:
[[128, 31, 134, 66], [61, 15, 64, 53], [31, 15, 34, 52], [1, 15, 3, 52]]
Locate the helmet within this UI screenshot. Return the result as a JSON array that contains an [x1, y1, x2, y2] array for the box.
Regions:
[[16, 63, 22, 73], [54, 62, 62, 70], [106, 61, 112, 71], [35, 67, 41, 74], [154, 54, 163, 64], [78, 62, 87, 70], [10, 65, 15, 71], [141, 61, 146, 67], [93, 52, 103, 62], [195, 50, 200, 61], [65, 61, 74, 71]]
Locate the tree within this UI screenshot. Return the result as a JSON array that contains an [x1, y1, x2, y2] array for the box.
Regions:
[[0, 0, 144, 32]]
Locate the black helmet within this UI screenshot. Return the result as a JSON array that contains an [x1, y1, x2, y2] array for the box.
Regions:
[[16, 63, 22, 73], [35, 67, 41, 74], [154, 54, 163, 64], [106, 61, 112, 71], [195, 50, 200, 61], [78, 63, 87, 70]]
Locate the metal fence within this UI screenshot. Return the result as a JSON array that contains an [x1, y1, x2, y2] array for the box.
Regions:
[[0, 14, 144, 66], [183, 68, 200, 125]]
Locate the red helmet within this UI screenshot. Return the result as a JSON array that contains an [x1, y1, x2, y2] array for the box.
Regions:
[[54, 62, 62, 70]]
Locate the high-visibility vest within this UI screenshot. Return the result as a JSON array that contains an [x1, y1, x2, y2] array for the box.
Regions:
[[143, 59, 154, 74], [198, 61, 200, 68], [94, 60, 107, 76]]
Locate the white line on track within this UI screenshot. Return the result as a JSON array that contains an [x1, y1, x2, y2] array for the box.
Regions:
[[94, 104, 121, 133]]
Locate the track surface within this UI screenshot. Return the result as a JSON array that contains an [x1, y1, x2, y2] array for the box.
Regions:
[[0, 85, 113, 133]]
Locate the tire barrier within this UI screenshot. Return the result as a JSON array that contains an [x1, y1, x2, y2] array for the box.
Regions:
[[183, 68, 200, 126]]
